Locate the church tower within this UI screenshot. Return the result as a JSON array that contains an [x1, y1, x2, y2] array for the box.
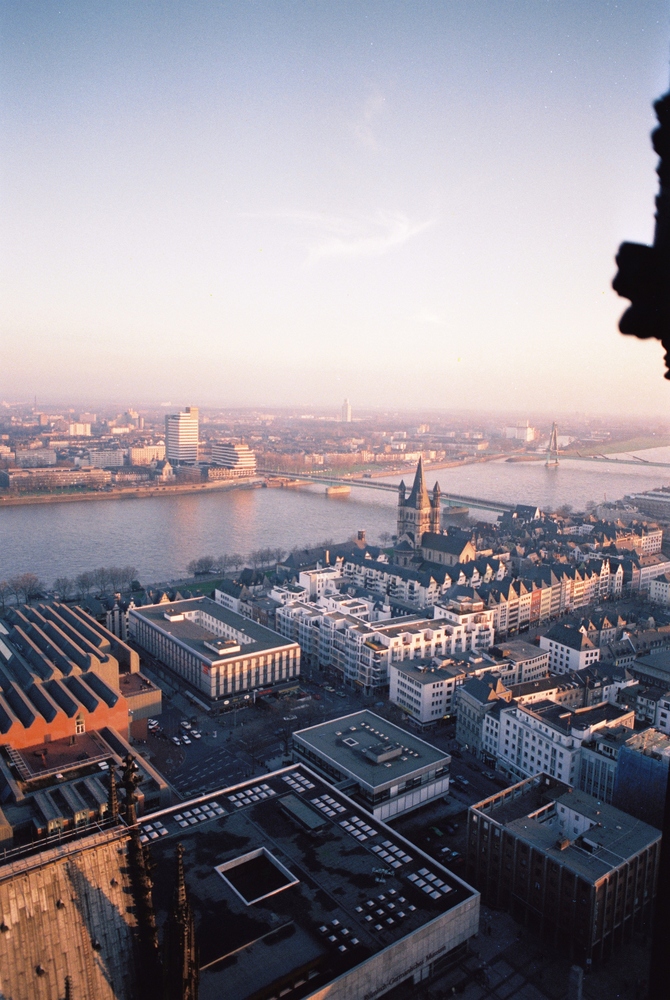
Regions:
[[396, 458, 441, 555]]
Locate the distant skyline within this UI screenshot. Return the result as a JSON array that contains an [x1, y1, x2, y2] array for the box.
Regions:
[[2, 2, 670, 413]]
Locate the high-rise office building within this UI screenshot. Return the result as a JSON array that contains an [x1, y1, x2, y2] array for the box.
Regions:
[[165, 406, 199, 464], [341, 398, 352, 422]]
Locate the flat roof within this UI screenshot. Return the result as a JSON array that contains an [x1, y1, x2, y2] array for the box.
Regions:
[[391, 659, 464, 686], [143, 763, 476, 1000], [472, 777, 660, 884], [131, 597, 297, 663], [292, 711, 449, 790]]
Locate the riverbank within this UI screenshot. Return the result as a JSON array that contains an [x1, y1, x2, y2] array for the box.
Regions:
[[0, 477, 264, 508]]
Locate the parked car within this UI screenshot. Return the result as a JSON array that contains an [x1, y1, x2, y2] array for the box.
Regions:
[[171, 736, 182, 746], [484, 771, 496, 781], [191, 730, 202, 739], [450, 748, 463, 759], [182, 735, 192, 745], [180, 721, 192, 730], [335, 691, 347, 699]]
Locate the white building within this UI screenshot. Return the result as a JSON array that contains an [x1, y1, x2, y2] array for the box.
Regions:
[[68, 422, 91, 437], [277, 598, 494, 694], [298, 564, 342, 599], [432, 596, 495, 653], [211, 441, 256, 475], [128, 444, 166, 465], [539, 623, 600, 673], [496, 700, 635, 785], [649, 574, 670, 605], [341, 398, 352, 422], [390, 659, 465, 727], [165, 406, 199, 464]]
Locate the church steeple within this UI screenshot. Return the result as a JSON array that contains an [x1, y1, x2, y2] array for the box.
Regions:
[[407, 456, 430, 509]]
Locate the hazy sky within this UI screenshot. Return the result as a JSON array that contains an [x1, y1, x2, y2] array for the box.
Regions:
[[2, 1, 670, 413]]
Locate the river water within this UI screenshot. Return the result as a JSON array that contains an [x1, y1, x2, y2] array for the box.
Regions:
[[2, 451, 670, 587]]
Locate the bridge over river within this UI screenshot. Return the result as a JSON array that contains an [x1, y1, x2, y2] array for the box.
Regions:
[[259, 470, 514, 514]]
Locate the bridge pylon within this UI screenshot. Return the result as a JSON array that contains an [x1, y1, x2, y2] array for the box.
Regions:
[[546, 423, 559, 467]]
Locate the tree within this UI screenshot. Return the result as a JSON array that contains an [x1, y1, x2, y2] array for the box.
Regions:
[[249, 549, 262, 569], [229, 553, 244, 572], [121, 566, 138, 591], [92, 567, 111, 596], [11, 573, 43, 604], [75, 571, 94, 596], [379, 532, 392, 546], [188, 555, 216, 576], [0, 580, 10, 612], [273, 547, 287, 565], [107, 567, 124, 592], [218, 554, 231, 574], [53, 576, 74, 600]]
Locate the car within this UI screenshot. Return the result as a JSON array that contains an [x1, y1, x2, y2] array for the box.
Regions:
[[283, 715, 298, 722], [484, 771, 496, 781], [180, 721, 192, 730], [171, 736, 182, 746], [191, 730, 202, 739], [98, 761, 109, 771], [324, 686, 335, 693], [335, 691, 346, 699], [450, 748, 463, 758], [182, 735, 192, 745], [148, 718, 158, 726]]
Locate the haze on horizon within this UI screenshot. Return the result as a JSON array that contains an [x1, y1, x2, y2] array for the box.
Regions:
[[2, 1, 670, 415]]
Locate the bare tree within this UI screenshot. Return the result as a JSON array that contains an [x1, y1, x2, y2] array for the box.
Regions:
[[107, 567, 124, 592], [188, 555, 216, 576], [8, 576, 25, 606], [249, 549, 261, 569], [229, 553, 244, 572], [218, 554, 231, 574], [53, 576, 74, 600], [273, 547, 287, 565], [379, 532, 392, 546], [0, 581, 10, 613], [75, 571, 94, 596], [92, 567, 111, 596], [121, 566, 138, 590], [16, 573, 43, 604]]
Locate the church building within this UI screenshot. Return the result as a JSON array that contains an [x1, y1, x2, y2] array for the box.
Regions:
[[395, 458, 441, 563]]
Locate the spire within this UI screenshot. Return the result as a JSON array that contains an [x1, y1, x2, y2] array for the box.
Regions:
[[164, 844, 199, 1000], [407, 457, 429, 508], [398, 480, 406, 501], [121, 753, 141, 826], [107, 765, 119, 824], [432, 481, 441, 498]]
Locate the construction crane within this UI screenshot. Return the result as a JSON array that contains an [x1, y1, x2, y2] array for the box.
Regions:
[[546, 423, 559, 467]]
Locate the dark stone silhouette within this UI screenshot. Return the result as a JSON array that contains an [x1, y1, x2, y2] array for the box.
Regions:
[[163, 843, 199, 1000], [613, 88, 670, 375]]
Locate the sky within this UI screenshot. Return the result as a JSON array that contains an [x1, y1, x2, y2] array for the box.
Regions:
[[2, 1, 670, 414]]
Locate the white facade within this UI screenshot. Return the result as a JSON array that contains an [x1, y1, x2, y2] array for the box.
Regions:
[[165, 407, 199, 464], [389, 661, 464, 726], [68, 422, 91, 436], [277, 599, 494, 693], [432, 598, 495, 653], [539, 633, 600, 673], [299, 564, 342, 599], [341, 398, 352, 422], [211, 441, 257, 474], [128, 444, 166, 465], [87, 450, 126, 468]]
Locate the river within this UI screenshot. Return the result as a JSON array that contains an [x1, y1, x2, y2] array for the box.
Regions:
[[2, 451, 670, 587]]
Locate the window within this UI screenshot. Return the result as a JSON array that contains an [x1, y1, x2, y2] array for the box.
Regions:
[[75, 715, 85, 735]]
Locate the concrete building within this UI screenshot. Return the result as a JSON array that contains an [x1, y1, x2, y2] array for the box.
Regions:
[[488, 639, 550, 683], [0, 603, 160, 748], [341, 397, 352, 422], [0, 467, 112, 492], [68, 422, 91, 436], [128, 444, 166, 465], [539, 623, 601, 673], [292, 711, 451, 820], [165, 405, 199, 464], [86, 449, 126, 468], [14, 448, 57, 467], [466, 775, 660, 962], [455, 677, 512, 758], [612, 728, 670, 829], [432, 596, 495, 652], [299, 563, 343, 599], [129, 596, 300, 704], [211, 441, 257, 475], [389, 659, 465, 728], [0, 762, 479, 1000]]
